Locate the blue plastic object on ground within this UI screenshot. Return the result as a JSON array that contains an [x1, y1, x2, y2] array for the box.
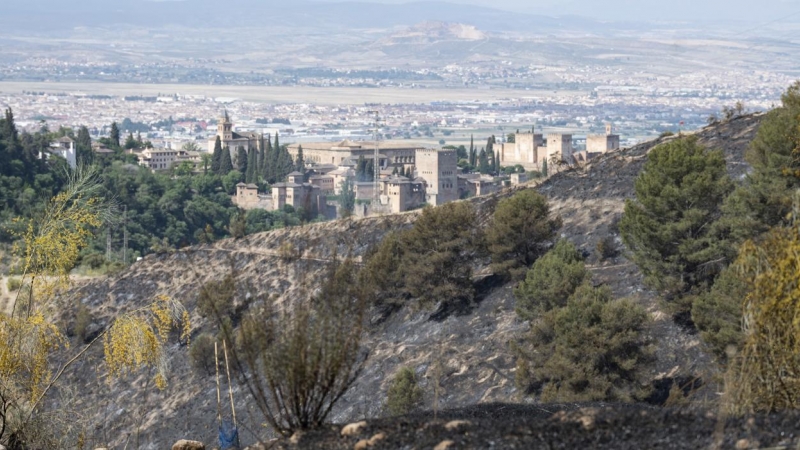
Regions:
[[219, 419, 240, 450]]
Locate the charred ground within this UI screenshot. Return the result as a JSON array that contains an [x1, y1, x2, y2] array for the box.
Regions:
[[56, 114, 765, 448]]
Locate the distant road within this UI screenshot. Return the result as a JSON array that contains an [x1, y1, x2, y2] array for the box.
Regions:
[[0, 81, 584, 105]]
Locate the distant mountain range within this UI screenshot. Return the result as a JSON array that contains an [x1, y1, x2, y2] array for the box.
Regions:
[[1, 0, 606, 33]]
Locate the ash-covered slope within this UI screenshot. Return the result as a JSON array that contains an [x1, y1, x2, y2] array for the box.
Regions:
[[59, 114, 762, 448]]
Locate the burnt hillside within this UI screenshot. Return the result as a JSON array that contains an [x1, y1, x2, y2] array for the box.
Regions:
[[57, 114, 763, 448]]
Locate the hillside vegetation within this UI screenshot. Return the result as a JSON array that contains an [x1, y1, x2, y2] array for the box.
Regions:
[[9, 81, 800, 448]]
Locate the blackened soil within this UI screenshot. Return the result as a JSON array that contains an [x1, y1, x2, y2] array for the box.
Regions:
[[275, 403, 800, 449]]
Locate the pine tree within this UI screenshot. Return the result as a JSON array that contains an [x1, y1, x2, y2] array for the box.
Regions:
[[110, 122, 120, 148], [717, 82, 800, 244], [488, 189, 562, 280], [219, 146, 234, 175], [296, 145, 305, 173], [211, 136, 223, 174], [619, 136, 734, 296], [236, 146, 248, 174]]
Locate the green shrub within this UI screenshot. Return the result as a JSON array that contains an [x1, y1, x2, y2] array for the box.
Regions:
[[514, 240, 588, 321], [595, 236, 618, 260], [278, 242, 296, 261], [197, 274, 235, 320], [691, 267, 746, 364], [717, 82, 800, 245], [189, 333, 217, 376], [486, 189, 561, 280], [517, 283, 651, 402], [361, 202, 481, 311], [229, 212, 247, 239], [360, 232, 408, 309], [724, 223, 800, 413], [74, 303, 93, 342], [235, 257, 368, 435], [6, 277, 22, 292], [81, 252, 105, 269], [386, 366, 423, 416]]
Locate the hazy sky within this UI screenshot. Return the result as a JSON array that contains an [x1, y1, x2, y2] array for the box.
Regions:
[[11, 0, 800, 27], [321, 0, 800, 23]]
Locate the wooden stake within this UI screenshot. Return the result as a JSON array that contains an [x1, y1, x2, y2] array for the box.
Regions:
[[223, 340, 237, 428], [214, 341, 222, 427]]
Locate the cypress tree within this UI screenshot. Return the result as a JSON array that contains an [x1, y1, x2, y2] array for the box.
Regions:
[[356, 155, 366, 181], [296, 144, 305, 173], [124, 132, 137, 150], [236, 146, 248, 173], [211, 136, 222, 174], [76, 125, 93, 166], [256, 145, 264, 181], [219, 145, 234, 174], [541, 158, 548, 177], [247, 148, 257, 183], [260, 134, 272, 182], [110, 121, 120, 148], [366, 159, 374, 181], [276, 145, 289, 182], [478, 148, 489, 174], [495, 151, 500, 174], [282, 145, 294, 179], [269, 133, 281, 182], [469, 134, 474, 165], [469, 135, 477, 167]]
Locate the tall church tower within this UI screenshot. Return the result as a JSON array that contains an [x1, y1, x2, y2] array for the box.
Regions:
[[218, 110, 233, 141]]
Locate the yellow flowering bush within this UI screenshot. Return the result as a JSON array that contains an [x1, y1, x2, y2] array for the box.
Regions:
[[725, 220, 800, 413], [0, 168, 190, 447]]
